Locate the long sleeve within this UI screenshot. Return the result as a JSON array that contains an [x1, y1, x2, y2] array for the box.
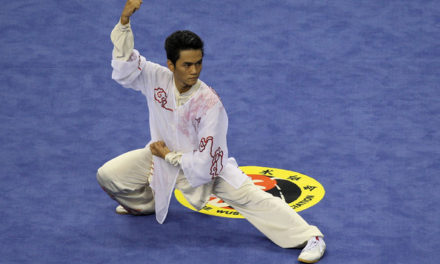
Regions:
[[110, 21, 172, 94], [110, 19, 149, 91], [180, 101, 229, 187], [165, 152, 183, 166], [110, 21, 134, 61]]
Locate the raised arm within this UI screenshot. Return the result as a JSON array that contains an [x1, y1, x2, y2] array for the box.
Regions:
[[111, 0, 143, 61], [120, 0, 143, 25], [111, 0, 170, 93], [110, 0, 148, 89]]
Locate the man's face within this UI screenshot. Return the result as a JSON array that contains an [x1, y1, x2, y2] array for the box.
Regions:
[[167, 49, 203, 92]]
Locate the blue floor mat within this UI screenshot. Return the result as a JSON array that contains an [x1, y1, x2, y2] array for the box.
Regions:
[[1, 0, 439, 263]]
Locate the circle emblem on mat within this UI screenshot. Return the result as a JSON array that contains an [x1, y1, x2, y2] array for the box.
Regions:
[[174, 166, 325, 218]]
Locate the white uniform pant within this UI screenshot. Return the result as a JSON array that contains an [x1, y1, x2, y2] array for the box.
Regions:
[[96, 147, 323, 248]]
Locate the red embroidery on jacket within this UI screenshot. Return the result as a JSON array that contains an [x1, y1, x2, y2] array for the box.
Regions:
[[199, 136, 224, 178], [154, 88, 173, 112]]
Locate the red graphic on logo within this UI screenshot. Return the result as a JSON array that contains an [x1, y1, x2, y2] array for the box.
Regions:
[[199, 136, 224, 178], [154, 87, 173, 112], [208, 174, 301, 209], [208, 175, 277, 209]]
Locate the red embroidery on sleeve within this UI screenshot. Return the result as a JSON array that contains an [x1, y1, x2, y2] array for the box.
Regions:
[[137, 55, 142, 70], [154, 87, 173, 112], [199, 136, 224, 178]]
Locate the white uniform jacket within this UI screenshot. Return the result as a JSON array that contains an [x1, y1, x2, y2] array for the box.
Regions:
[[111, 49, 248, 223]]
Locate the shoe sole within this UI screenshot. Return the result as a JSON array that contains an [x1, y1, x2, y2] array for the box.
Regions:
[[298, 251, 325, 264], [298, 259, 320, 263], [298, 258, 320, 264]]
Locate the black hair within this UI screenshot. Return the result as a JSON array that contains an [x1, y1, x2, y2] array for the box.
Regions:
[[165, 30, 204, 65]]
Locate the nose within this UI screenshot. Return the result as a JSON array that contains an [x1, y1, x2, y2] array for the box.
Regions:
[[189, 64, 198, 74]]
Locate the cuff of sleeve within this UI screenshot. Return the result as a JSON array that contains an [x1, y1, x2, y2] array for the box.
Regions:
[[117, 20, 131, 31], [165, 152, 183, 167]]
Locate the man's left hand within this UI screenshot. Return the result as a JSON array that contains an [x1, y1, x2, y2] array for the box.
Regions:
[[150, 141, 171, 159]]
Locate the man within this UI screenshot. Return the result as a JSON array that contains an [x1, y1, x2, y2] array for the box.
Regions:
[[97, 0, 326, 262]]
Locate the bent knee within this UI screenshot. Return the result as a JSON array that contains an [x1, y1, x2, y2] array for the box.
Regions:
[[96, 166, 113, 188]]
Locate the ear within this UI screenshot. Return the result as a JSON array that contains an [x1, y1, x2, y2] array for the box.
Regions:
[[167, 60, 175, 72]]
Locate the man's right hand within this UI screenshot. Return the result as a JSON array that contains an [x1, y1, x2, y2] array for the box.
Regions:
[[121, 0, 143, 25]]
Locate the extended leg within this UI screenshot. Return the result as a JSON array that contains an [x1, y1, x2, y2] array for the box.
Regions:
[[213, 178, 323, 248]]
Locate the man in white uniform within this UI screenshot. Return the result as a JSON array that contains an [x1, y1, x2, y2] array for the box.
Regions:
[[97, 1, 326, 263]]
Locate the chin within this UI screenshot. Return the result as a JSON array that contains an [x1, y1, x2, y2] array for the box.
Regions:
[[187, 79, 198, 86]]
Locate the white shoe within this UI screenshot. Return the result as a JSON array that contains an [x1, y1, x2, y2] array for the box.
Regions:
[[115, 205, 129, 215], [298, 236, 326, 263]]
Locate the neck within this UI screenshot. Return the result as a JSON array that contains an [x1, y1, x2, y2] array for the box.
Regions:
[[175, 79, 193, 94], [177, 84, 192, 94]]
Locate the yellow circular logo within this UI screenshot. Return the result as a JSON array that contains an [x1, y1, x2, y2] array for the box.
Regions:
[[174, 166, 325, 218]]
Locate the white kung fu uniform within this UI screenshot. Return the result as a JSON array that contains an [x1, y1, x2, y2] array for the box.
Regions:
[[97, 21, 323, 248]]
